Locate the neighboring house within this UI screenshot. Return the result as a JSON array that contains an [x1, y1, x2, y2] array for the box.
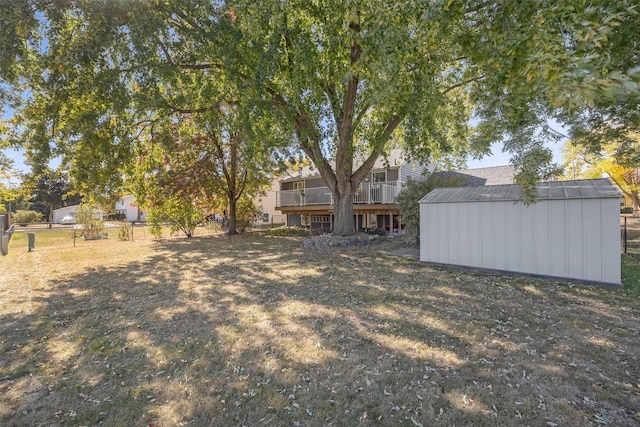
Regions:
[[274, 149, 435, 232], [254, 180, 286, 227], [52, 205, 105, 223], [432, 165, 516, 187], [115, 195, 147, 222], [52, 205, 78, 224]]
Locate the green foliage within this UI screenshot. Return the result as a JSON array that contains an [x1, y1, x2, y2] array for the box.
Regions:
[[621, 206, 634, 214], [146, 198, 204, 239], [1, 0, 638, 223], [26, 170, 80, 222], [75, 204, 105, 240], [233, 197, 262, 232], [107, 212, 126, 221], [12, 209, 42, 225], [396, 174, 465, 246], [131, 111, 277, 236], [621, 255, 640, 297]]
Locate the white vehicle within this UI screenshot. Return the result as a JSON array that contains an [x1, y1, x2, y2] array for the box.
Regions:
[[60, 215, 76, 225]]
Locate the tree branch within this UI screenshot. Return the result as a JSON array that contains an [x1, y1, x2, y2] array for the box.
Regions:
[[442, 75, 485, 95], [158, 38, 217, 70], [322, 82, 343, 127], [463, 1, 491, 15], [352, 114, 404, 186]]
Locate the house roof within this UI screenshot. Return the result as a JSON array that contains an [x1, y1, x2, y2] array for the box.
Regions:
[[280, 149, 415, 182], [52, 204, 80, 214], [420, 178, 623, 204], [432, 165, 516, 187]]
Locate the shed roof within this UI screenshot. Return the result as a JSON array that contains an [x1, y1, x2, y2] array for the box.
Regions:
[[419, 178, 623, 204]]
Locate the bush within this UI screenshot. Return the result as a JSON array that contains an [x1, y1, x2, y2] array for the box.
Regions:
[[117, 222, 133, 241], [107, 212, 127, 221], [235, 197, 262, 231], [396, 174, 465, 246], [75, 204, 106, 240], [13, 210, 43, 225], [621, 206, 634, 214]]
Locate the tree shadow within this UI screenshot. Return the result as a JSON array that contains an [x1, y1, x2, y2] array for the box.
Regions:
[[1, 234, 639, 426]]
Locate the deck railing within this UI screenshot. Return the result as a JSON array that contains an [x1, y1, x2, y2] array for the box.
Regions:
[[276, 181, 402, 207]]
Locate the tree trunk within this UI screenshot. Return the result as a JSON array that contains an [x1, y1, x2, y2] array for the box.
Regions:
[[48, 204, 53, 229], [332, 185, 355, 235], [227, 194, 238, 235], [631, 192, 640, 216]]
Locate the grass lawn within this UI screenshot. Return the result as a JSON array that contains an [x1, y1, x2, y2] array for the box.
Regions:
[[1, 232, 639, 426]]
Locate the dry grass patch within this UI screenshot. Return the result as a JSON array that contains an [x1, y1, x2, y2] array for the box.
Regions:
[[1, 232, 639, 426]]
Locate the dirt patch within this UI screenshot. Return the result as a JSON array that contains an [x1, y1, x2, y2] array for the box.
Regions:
[[1, 232, 639, 426]]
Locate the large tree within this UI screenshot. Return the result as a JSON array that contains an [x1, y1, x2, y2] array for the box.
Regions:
[[28, 169, 79, 227], [1, 1, 638, 234], [558, 3, 640, 160]]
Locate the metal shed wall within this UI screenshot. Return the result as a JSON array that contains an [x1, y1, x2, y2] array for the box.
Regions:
[[419, 181, 621, 285]]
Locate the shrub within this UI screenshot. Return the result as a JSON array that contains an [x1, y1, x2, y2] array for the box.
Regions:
[[13, 210, 43, 225], [621, 206, 634, 214], [75, 204, 106, 240], [107, 212, 127, 221], [396, 174, 465, 246], [117, 222, 133, 241], [235, 197, 262, 231]]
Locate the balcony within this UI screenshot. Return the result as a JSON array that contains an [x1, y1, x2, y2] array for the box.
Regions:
[[276, 181, 402, 207]]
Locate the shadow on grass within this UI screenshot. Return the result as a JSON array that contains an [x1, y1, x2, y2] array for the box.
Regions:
[[1, 233, 639, 426]]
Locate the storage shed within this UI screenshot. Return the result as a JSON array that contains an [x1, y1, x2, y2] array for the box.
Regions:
[[419, 178, 622, 286]]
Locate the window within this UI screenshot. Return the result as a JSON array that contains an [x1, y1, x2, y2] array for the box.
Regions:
[[262, 213, 269, 222], [372, 171, 387, 183]]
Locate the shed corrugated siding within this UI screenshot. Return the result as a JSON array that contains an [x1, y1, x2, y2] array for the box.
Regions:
[[420, 198, 620, 285]]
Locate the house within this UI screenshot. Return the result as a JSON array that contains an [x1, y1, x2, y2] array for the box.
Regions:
[[52, 205, 79, 224], [274, 149, 435, 232], [254, 179, 286, 227], [52, 204, 105, 224], [115, 195, 147, 222]]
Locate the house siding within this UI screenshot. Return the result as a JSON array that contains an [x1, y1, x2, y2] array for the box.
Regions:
[[399, 161, 430, 182], [52, 205, 79, 224], [115, 196, 147, 222], [255, 180, 286, 225]]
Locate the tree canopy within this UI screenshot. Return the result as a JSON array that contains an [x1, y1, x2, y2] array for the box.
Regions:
[[1, 0, 638, 234]]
